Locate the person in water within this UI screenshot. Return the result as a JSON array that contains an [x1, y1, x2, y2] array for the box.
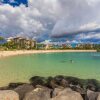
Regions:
[[70, 60, 74, 63]]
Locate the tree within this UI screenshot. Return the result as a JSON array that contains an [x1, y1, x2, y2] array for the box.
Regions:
[[0, 36, 4, 41]]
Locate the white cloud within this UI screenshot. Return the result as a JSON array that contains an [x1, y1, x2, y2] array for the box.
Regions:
[[79, 22, 100, 30], [0, 0, 100, 43], [78, 33, 100, 40], [51, 0, 100, 37], [0, 0, 61, 39]]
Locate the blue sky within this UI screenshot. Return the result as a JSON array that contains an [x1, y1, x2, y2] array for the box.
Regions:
[[0, 0, 100, 43], [1, 0, 28, 6]]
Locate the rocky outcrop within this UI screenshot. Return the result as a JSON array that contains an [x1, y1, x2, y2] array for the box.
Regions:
[[51, 88, 83, 100], [0, 76, 100, 100], [52, 87, 64, 97], [14, 84, 34, 100], [86, 79, 99, 91], [29, 76, 46, 87], [8, 82, 25, 89], [97, 93, 100, 100], [0, 90, 19, 100], [87, 89, 99, 100], [24, 86, 51, 100]]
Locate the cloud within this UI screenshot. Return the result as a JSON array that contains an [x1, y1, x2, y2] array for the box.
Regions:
[[0, 0, 61, 40], [0, 0, 100, 43], [51, 0, 100, 36]]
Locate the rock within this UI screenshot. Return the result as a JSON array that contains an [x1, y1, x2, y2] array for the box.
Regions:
[[86, 79, 99, 91], [51, 88, 83, 100], [46, 75, 69, 89], [46, 77, 56, 89], [65, 76, 82, 85], [24, 86, 51, 100], [87, 89, 99, 100], [52, 87, 64, 97], [29, 76, 46, 87], [70, 85, 85, 94], [54, 75, 65, 84], [97, 93, 100, 100], [0, 90, 19, 100], [54, 75, 69, 87], [61, 79, 69, 87], [0, 86, 9, 90], [8, 82, 25, 89], [48, 79, 59, 89], [53, 88, 74, 96], [14, 84, 34, 100]]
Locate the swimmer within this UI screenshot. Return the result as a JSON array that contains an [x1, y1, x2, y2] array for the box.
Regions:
[[70, 60, 74, 63]]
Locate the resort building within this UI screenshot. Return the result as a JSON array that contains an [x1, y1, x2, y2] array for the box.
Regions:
[[45, 44, 53, 50], [66, 44, 72, 48], [76, 43, 93, 49], [7, 37, 37, 49], [25, 39, 37, 49], [13, 37, 26, 49]]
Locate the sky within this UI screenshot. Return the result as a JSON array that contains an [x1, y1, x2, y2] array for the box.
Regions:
[[0, 0, 100, 43]]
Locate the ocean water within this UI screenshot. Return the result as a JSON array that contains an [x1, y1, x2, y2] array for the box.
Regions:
[[0, 52, 100, 86]]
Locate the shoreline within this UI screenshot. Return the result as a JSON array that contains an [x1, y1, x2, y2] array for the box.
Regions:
[[0, 50, 97, 58]]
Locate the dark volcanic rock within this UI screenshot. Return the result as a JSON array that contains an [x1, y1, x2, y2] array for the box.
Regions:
[[14, 84, 34, 100], [45, 76, 54, 88], [8, 82, 25, 89], [70, 85, 85, 94], [0, 86, 9, 90], [29, 76, 46, 87], [46, 75, 69, 89], [87, 89, 99, 100], [86, 79, 100, 91], [54, 75, 69, 87], [65, 76, 83, 87], [61, 79, 69, 87], [47, 78, 59, 89]]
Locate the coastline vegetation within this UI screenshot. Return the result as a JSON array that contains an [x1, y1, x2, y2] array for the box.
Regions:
[[0, 36, 100, 51]]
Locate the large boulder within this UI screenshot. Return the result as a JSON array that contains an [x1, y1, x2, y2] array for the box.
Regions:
[[54, 75, 69, 87], [24, 86, 51, 100], [86, 79, 99, 91], [65, 76, 83, 86], [0, 90, 19, 100], [51, 88, 83, 100], [29, 76, 46, 87], [52, 87, 65, 97], [97, 93, 100, 100], [14, 84, 34, 100], [87, 89, 99, 100], [46, 76, 69, 89], [46, 76, 57, 89]]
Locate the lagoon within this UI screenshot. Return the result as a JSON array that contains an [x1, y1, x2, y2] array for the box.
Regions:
[[0, 52, 100, 86]]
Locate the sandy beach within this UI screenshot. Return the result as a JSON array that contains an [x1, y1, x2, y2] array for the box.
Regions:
[[0, 50, 97, 58]]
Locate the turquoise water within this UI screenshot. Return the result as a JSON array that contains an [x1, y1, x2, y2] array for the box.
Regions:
[[0, 52, 100, 86]]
